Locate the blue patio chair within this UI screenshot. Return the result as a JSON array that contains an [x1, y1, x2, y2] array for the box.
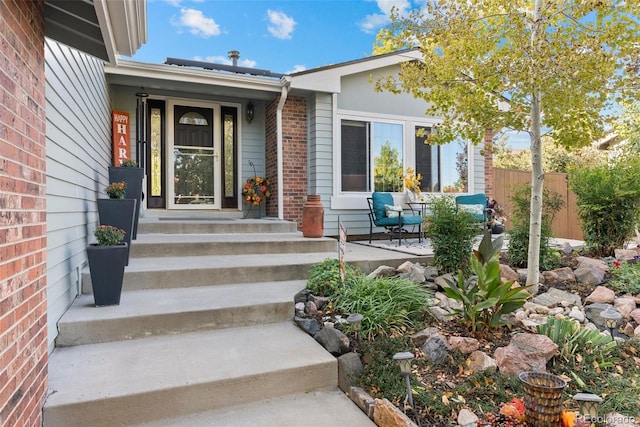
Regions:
[[455, 193, 492, 229], [367, 192, 423, 245]]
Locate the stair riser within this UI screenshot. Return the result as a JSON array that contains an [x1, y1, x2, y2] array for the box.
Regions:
[[56, 302, 293, 346], [130, 240, 337, 258], [43, 361, 337, 427], [82, 264, 314, 294], [138, 221, 297, 234]]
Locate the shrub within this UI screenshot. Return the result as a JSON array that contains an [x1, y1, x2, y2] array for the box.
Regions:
[[569, 158, 640, 257], [93, 225, 126, 246], [334, 276, 432, 339], [443, 234, 529, 334], [424, 195, 478, 274], [506, 184, 564, 269], [306, 258, 362, 298]]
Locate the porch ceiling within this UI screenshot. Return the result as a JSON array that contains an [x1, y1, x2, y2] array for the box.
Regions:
[[44, 0, 146, 63]]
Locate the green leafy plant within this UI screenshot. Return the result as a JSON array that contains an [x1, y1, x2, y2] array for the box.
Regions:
[[306, 258, 362, 298], [507, 184, 564, 269], [105, 181, 126, 199], [608, 259, 640, 296], [537, 317, 618, 367], [119, 159, 138, 167], [569, 157, 640, 257], [334, 275, 431, 339], [93, 225, 126, 246], [443, 234, 529, 334], [424, 195, 478, 274]]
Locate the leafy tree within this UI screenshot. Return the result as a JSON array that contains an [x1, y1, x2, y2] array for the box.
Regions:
[[373, 1, 639, 286], [374, 142, 403, 192]]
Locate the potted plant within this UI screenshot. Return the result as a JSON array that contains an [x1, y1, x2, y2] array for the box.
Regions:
[[97, 181, 136, 264], [488, 198, 507, 234], [86, 225, 128, 306], [109, 159, 143, 239]]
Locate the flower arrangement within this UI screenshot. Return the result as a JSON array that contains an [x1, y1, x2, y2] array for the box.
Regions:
[[93, 225, 126, 246], [105, 181, 126, 199], [403, 167, 422, 194], [242, 176, 271, 206]]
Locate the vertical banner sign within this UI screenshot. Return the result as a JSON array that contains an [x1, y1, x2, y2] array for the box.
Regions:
[[112, 111, 130, 166], [338, 219, 347, 287]]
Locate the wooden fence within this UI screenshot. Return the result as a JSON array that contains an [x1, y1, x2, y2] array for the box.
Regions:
[[492, 168, 584, 240]]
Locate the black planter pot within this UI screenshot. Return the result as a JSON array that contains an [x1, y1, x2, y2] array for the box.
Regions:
[[97, 198, 136, 265], [109, 166, 143, 239], [86, 243, 128, 306]]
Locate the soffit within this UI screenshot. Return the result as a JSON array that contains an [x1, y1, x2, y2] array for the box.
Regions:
[[44, 0, 147, 63]]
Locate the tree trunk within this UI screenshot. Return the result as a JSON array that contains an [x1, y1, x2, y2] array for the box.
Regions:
[[526, 0, 545, 289]]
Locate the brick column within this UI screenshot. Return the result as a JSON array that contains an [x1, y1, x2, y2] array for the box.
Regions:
[[483, 129, 494, 199], [265, 95, 308, 228], [0, 1, 48, 426]]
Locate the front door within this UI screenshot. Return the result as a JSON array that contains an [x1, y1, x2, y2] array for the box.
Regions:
[[170, 103, 219, 208]]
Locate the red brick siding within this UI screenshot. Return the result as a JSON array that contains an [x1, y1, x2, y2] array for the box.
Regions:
[[483, 129, 494, 199], [265, 95, 308, 228], [0, 1, 48, 426]]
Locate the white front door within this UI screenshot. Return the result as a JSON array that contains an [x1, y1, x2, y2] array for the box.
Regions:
[[167, 101, 221, 209]]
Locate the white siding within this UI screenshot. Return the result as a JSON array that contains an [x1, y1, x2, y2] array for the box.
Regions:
[[45, 39, 112, 351]]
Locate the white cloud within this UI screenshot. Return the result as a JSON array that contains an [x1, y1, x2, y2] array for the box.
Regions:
[[266, 10, 296, 40], [162, 0, 182, 7], [358, 0, 412, 34], [287, 65, 307, 74], [173, 8, 221, 38]]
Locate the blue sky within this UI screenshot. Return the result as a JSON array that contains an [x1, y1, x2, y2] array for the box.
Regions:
[[131, 0, 532, 149], [131, 0, 404, 74]]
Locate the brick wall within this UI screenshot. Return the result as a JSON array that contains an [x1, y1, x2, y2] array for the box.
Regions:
[[265, 95, 308, 228], [0, 1, 48, 426]]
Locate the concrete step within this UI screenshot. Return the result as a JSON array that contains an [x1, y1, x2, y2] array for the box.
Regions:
[[131, 387, 376, 427], [82, 243, 431, 294], [137, 218, 298, 234], [43, 323, 337, 427], [56, 280, 306, 346], [130, 233, 337, 258]]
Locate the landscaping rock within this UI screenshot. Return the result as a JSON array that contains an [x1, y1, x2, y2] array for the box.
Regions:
[[348, 387, 375, 419], [466, 350, 497, 373], [295, 302, 305, 316], [368, 265, 399, 279], [494, 333, 559, 375], [305, 300, 320, 317], [541, 267, 575, 287], [398, 262, 428, 283], [586, 286, 616, 304], [308, 294, 330, 311], [434, 273, 455, 290], [457, 408, 479, 427], [374, 398, 418, 427], [532, 293, 558, 308], [411, 327, 439, 347], [422, 334, 452, 364], [449, 336, 480, 354], [338, 352, 363, 393], [614, 296, 637, 320], [584, 303, 615, 328], [630, 308, 640, 324], [576, 256, 609, 274], [575, 263, 606, 286], [547, 287, 582, 307], [294, 289, 311, 304], [423, 265, 439, 280], [314, 326, 350, 356], [636, 325, 640, 338], [500, 264, 519, 283], [429, 306, 453, 322], [568, 307, 586, 323], [615, 249, 639, 262], [294, 316, 321, 336]]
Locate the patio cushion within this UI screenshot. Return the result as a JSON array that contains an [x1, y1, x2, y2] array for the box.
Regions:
[[372, 192, 394, 220]]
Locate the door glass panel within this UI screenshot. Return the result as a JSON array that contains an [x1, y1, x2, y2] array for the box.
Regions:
[[223, 114, 234, 197], [173, 148, 214, 205], [150, 108, 162, 197]]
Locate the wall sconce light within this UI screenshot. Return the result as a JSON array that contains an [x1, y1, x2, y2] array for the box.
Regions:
[[573, 392, 602, 421], [393, 351, 414, 408], [246, 101, 254, 124], [601, 307, 622, 338]]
